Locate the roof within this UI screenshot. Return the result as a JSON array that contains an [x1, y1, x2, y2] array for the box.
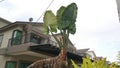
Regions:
[[0, 21, 43, 32], [30, 44, 83, 62], [0, 17, 11, 24], [77, 48, 89, 54], [87, 51, 96, 57], [96, 56, 103, 60]]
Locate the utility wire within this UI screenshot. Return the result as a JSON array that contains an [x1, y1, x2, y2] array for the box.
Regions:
[[36, 0, 55, 22]]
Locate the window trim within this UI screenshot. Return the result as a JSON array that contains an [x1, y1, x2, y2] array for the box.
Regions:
[[5, 61, 17, 68], [30, 33, 42, 44], [0, 34, 4, 47]]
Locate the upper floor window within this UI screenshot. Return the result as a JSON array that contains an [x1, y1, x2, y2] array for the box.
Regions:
[[0, 34, 3, 46], [30, 33, 42, 44], [11, 30, 22, 45]]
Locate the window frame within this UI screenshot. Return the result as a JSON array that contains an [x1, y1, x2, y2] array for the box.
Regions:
[[30, 33, 42, 44], [0, 34, 3, 47], [5, 61, 17, 68], [11, 30, 22, 45], [19, 61, 32, 68]]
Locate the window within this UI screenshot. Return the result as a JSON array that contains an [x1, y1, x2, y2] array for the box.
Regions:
[[0, 35, 3, 46], [30, 33, 42, 44], [11, 30, 22, 45], [5, 61, 17, 68], [20, 62, 31, 68]]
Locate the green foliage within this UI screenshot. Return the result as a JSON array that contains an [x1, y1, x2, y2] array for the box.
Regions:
[[57, 6, 66, 30], [109, 62, 119, 68], [71, 56, 119, 68], [71, 59, 80, 68], [117, 51, 120, 65], [43, 10, 58, 34], [43, 2, 78, 49], [57, 3, 78, 34]]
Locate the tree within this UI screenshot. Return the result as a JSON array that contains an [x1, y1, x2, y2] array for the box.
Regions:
[[27, 2, 78, 68], [43, 3, 78, 67], [117, 51, 120, 65], [43, 3, 78, 50]]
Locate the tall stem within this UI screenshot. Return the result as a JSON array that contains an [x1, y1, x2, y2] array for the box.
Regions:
[[49, 27, 63, 48]]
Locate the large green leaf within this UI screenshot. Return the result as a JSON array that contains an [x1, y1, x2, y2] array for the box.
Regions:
[[68, 23, 76, 34], [62, 3, 77, 23], [57, 6, 66, 30], [43, 10, 58, 33], [42, 25, 49, 34], [60, 3, 78, 34]]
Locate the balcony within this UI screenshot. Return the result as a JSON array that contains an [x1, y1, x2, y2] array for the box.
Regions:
[[0, 37, 58, 59], [7, 38, 58, 47]]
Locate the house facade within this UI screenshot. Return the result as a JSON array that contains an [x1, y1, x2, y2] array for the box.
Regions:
[[0, 18, 79, 68], [87, 51, 96, 60], [77, 48, 96, 60]]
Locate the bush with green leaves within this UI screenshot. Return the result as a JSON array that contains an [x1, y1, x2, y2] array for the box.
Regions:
[[71, 56, 119, 68]]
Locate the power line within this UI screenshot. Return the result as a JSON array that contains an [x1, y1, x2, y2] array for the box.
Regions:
[[36, 0, 55, 22]]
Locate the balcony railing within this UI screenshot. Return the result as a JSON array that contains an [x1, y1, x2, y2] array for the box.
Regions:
[[7, 38, 58, 47]]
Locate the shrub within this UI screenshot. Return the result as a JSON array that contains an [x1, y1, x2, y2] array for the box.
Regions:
[[71, 56, 119, 68]]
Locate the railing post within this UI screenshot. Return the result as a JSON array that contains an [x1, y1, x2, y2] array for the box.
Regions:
[[7, 38, 11, 47]]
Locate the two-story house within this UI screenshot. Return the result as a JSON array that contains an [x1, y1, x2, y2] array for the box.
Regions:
[[0, 18, 82, 68]]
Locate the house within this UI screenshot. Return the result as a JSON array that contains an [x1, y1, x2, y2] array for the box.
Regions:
[[87, 51, 96, 60], [0, 17, 82, 68], [116, 0, 120, 21], [77, 48, 97, 60]]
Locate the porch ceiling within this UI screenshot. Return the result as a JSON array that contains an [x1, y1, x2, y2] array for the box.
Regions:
[[30, 44, 83, 62], [0, 44, 83, 62]]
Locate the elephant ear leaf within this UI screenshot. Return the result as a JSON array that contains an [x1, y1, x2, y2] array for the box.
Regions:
[[69, 24, 76, 34], [43, 10, 58, 34], [62, 3, 78, 23], [42, 24, 49, 34], [57, 6, 66, 30], [61, 3, 78, 34]]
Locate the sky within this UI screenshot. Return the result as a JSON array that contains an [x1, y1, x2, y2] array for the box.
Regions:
[[0, 0, 120, 62]]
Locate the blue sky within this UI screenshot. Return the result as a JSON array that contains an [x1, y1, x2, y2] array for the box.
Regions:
[[0, 0, 120, 62]]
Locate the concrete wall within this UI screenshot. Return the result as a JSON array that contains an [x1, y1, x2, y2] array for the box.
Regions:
[[0, 20, 10, 28], [0, 21, 8, 28], [34, 25, 43, 31], [0, 55, 13, 68], [0, 26, 23, 48], [0, 55, 6, 68], [0, 55, 42, 68]]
